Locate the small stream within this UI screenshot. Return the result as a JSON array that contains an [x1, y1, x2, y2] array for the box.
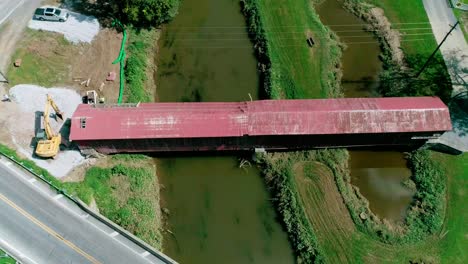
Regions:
[[316, 0, 414, 222], [155, 0, 294, 263]]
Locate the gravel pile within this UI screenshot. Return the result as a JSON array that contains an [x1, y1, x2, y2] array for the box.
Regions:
[[7, 85, 85, 178], [28, 10, 100, 44]]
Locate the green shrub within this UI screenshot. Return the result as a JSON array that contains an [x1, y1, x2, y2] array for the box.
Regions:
[[102, 0, 180, 27], [124, 29, 154, 103]]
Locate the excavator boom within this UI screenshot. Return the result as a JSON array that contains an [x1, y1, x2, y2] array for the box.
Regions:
[[35, 95, 64, 158]]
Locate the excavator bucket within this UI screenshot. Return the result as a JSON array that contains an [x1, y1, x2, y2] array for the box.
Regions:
[[56, 111, 64, 120]]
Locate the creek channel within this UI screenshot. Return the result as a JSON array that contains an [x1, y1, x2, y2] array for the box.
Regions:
[[155, 0, 294, 263], [316, 0, 415, 222]]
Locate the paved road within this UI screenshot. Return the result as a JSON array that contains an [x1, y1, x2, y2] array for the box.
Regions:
[[0, 0, 40, 70], [0, 157, 173, 264], [0, 0, 25, 25], [423, 0, 468, 94], [423, 0, 468, 153]]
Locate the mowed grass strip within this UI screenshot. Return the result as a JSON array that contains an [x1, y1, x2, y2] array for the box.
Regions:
[[0, 249, 16, 264], [256, 0, 342, 99]]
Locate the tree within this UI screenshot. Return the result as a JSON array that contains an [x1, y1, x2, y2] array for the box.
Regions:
[[99, 0, 180, 27]]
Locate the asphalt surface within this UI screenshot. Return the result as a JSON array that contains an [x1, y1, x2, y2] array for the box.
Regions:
[[423, 0, 468, 93], [0, 0, 24, 25], [0, 157, 171, 264]]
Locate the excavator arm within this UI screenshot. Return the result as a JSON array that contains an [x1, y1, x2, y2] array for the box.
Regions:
[[48, 95, 63, 120], [35, 95, 64, 158]]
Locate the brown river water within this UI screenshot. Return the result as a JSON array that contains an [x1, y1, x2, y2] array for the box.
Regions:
[[154, 0, 414, 262], [155, 0, 294, 263], [316, 0, 414, 222]]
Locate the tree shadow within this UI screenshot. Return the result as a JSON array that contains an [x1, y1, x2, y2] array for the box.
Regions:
[[379, 54, 453, 103], [443, 50, 468, 88]]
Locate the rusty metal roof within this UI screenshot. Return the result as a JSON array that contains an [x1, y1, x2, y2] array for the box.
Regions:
[[69, 97, 452, 141]]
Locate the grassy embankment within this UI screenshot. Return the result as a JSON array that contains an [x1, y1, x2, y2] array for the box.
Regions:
[[0, 249, 15, 264], [242, 0, 342, 262], [242, 0, 342, 100], [124, 28, 158, 102], [2, 27, 164, 249], [345, 0, 452, 101], [0, 143, 163, 249]]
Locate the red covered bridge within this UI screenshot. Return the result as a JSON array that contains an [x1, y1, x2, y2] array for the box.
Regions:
[[69, 97, 452, 154]]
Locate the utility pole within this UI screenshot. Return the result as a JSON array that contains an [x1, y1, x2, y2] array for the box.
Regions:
[[0, 71, 8, 83], [415, 21, 460, 78]]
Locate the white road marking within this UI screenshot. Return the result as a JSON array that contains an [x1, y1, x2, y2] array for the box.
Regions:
[[28, 178, 37, 183], [53, 194, 64, 200], [0, 238, 39, 264], [140, 251, 150, 257], [0, 161, 158, 263], [4, 161, 12, 166], [0, 0, 25, 26], [109, 231, 119, 237]]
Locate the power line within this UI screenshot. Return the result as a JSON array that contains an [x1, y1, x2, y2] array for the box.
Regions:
[[166, 21, 449, 29], [171, 38, 431, 49], [173, 32, 435, 41], [167, 27, 440, 36], [415, 22, 460, 78]]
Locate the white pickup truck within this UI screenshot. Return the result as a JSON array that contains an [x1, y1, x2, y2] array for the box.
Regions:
[[33, 7, 69, 22]]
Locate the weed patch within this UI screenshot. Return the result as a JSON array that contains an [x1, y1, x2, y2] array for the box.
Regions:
[[124, 29, 156, 103]]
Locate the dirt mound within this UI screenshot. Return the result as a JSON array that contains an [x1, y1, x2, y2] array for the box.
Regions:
[[367, 7, 404, 66]]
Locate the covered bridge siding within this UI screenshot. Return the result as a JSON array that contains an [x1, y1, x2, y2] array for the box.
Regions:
[[69, 97, 452, 154]]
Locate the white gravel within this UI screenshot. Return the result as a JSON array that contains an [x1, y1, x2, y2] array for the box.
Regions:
[[8, 85, 85, 178], [28, 9, 100, 44]]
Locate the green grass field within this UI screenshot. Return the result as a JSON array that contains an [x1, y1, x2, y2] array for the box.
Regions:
[[255, 0, 342, 99], [7, 29, 72, 87]]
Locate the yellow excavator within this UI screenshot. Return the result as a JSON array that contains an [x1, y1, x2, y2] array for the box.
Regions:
[[35, 94, 64, 158]]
